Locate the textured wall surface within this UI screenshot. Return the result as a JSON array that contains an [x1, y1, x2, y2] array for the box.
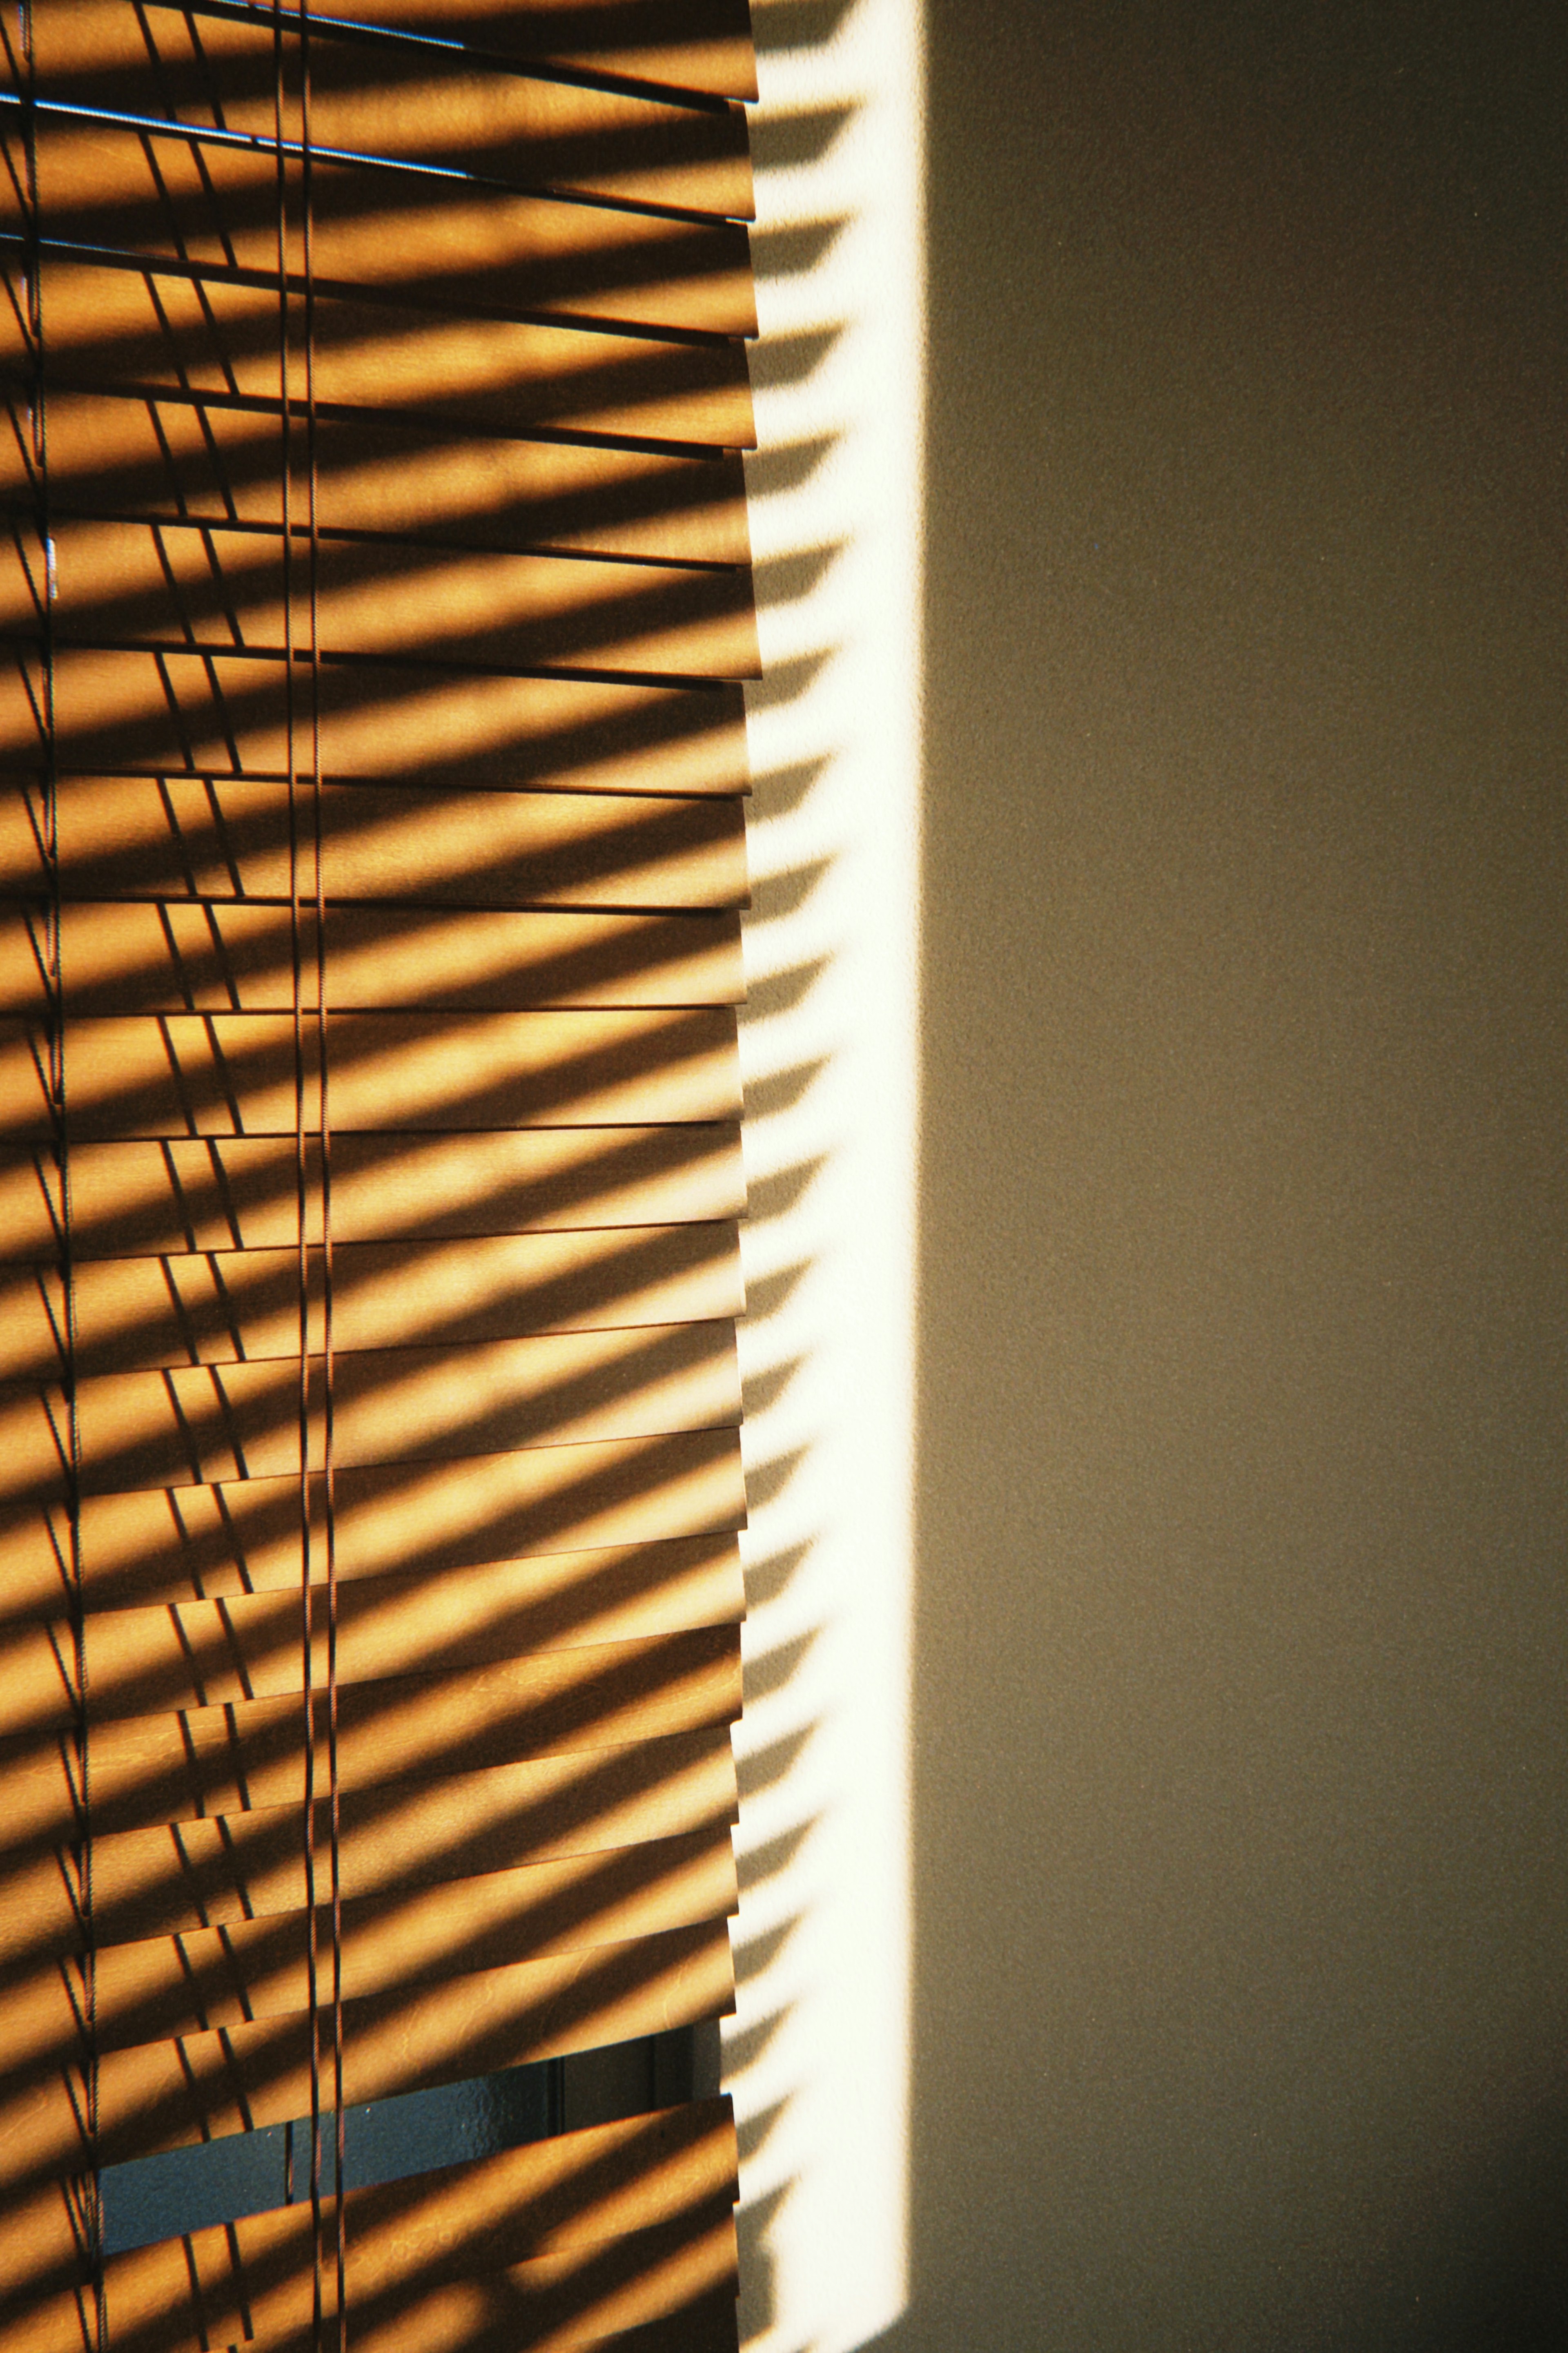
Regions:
[[903, 3, 1568, 2347]]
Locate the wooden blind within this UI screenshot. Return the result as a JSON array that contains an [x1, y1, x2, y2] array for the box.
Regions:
[[0, 0, 757, 2344]]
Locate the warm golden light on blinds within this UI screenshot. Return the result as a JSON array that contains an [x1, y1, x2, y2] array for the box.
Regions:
[[0, 0, 762, 2344]]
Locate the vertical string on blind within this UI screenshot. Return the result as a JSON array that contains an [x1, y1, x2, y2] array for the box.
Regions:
[[22, 0, 110, 2340], [302, 3, 350, 2322], [279, 4, 349, 2328]]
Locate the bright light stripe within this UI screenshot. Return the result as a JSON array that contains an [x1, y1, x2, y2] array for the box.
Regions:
[[728, 2, 925, 2348]]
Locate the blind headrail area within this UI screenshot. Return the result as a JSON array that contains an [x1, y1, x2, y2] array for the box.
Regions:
[[0, 0, 757, 2343]]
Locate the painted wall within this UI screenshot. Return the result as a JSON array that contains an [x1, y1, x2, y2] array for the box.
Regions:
[[902, 3, 1568, 2347]]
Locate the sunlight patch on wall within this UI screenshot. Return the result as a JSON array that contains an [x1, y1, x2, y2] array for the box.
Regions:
[[728, 1, 925, 2348]]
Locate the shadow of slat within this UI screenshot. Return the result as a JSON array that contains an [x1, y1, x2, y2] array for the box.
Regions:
[[24, 252, 757, 447], [0, 657, 753, 796], [13, 518, 760, 681], [29, 127, 757, 337], [0, 9, 767, 2335], [0, 1419, 747, 1627], [0, 1220, 746, 1384], [751, 0, 859, 53], [94, 2111, 742, 2353], [0, 905, 746, 1021], [0, 1720, 739, 1967], [13, 395, 752, 566], [0, 1824, 739, 2080], [0, 1002, 744, 1145], [0, 1123, 748, 1266], [33, 14, 757, 219]]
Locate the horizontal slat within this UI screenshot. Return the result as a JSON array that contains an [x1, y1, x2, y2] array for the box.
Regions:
[[2, 2100, 741, 2353], [0, 1915, 735, 2180], [0, 1723, 737, 1960], [2, 1525, 744, 1737], [325, 2235, 740, 2353], [22, 256, 757, 445], [13, 521, 760, 682], [33, 5, 755, 218], [0, 1005, 741, 1140], [296, 0, 755, 103], [0, 1125, 747, 1262], [2, 1222, 745, 1381], [0, 1617, 742, 1864], [63, 2295, 745, 2353], [122, 2226, 743, 2353], [30, 126, 757, 337], [0, 1316, 741, 1499], [0, 779, 749, 904], [0, 649, 752, 795], [0, 906, 746, 1016], [107, 1922, 735, 2156], [0, 651, 753, 797], [10, 396, 752, 566], [0, 1422, 747, 1626], [36, 0, 759, 105], [2, 1825, 737, 2068], [119, 2103, 739, 2351]]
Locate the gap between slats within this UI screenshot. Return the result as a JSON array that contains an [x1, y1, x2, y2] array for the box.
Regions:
[[0, 1916, 737, 2183], [3, 2098, 741, 2353]]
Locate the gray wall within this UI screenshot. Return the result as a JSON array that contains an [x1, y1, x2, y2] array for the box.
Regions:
[[902, 3, 1568, 2346]]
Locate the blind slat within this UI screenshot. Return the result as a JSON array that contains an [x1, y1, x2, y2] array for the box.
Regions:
[[0, 1423, 747, 1625], [3, 2103, 740, 2353], [1, 2230, 744, 2353], [1, 1526, 746, 1732], [100, 2219, 742, 2353], [36, 0, 760, 104], [2, 1316, 741, 1500], [1, 907, 746, 1017], [1, 1222, 746, 1381], [0, 1126, 748, 1262], [0, 660, 754, 797], [0, 782, 751, 901], [12, 259, 758, 446], [7, 1546, 744, 1739], [3, 1826, 737, 2067], [0, 1477, 747, 1647], [1, 1917, 734, 2175], [0, 1006, 743, 1141], [0, 1617, 743, 1839], [27, 127, 757, 336], [0, 1724, 739, 1955], [15, 523, 761, 681], [14, 398, 753, 566], [3, 4, 754, 2338], [34, 20, 756, 221]]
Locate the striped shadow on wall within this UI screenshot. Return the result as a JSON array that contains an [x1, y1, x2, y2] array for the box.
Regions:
[[0, 0, 759, 2345]]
